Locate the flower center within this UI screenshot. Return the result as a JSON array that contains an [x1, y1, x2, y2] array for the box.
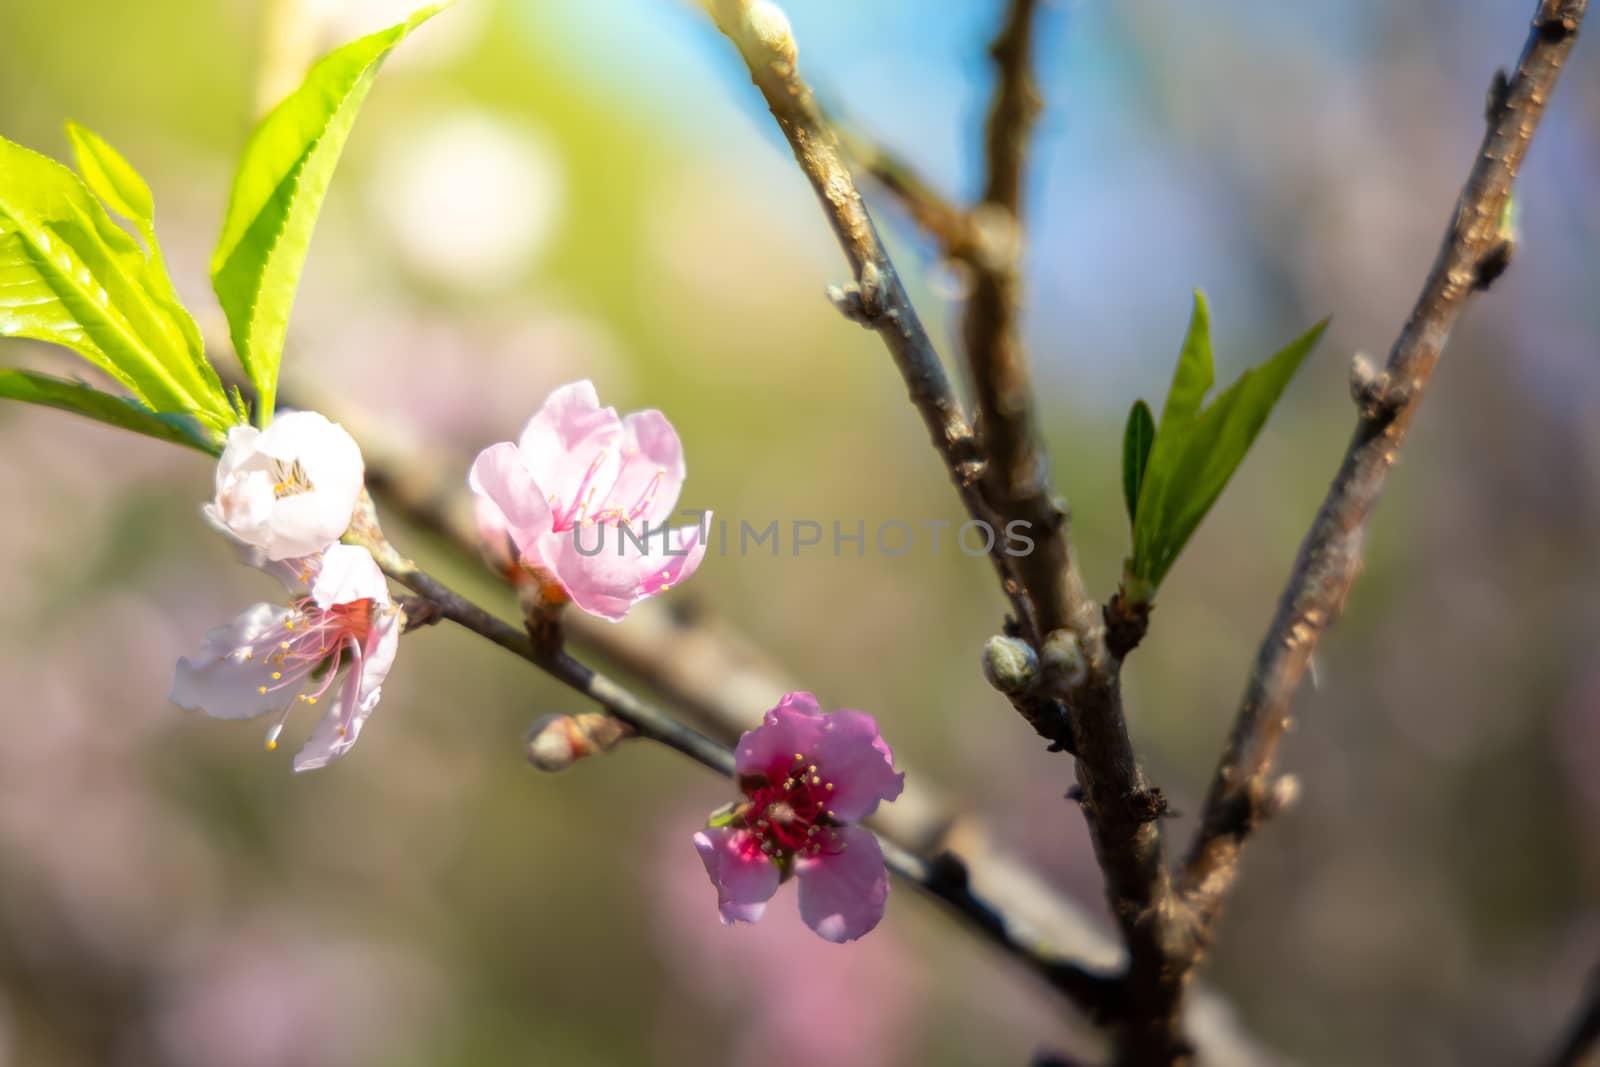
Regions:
[[744, 753, 846, 859], [270, 458, 315, 500], [546, 449, 668, 533], [229, 595, 375, 749]]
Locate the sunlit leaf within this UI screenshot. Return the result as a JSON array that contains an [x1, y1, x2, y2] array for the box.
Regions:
[[0, 133, 232, 430], [1128, 292, 1328, 595], [210, 3, 448, 425], [64, 122, 223, 408], [0, 368, 221, 454]]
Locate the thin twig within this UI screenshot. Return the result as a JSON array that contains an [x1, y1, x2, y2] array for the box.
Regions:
[[966, 0, 1082, 651], [1544, 965, 1600, 1067], [828, 112, 978, 258], [1179, 0, 1588, 1016], [702, 0, 1035, 636]]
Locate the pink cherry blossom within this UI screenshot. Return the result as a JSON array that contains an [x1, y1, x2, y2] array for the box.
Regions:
[[467, 380, 707, 621], [206, 411, 365, 561], [170, 544, 400, 772], [694, 692, 905, 942]]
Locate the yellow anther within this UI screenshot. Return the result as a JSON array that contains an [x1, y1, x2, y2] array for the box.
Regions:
[[811, 776, 821, 785], [265, 739, 278, 751], [807, 765, 816, 773], [271, 672, 282, 680], [258, 685, 268, 694], [825, 782, 834, 791]]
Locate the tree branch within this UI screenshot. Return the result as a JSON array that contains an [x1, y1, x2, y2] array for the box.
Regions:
[[964, 0, 1089, 651], [702, 5, 1192, 1056], [1180, 0, 1588, 991]]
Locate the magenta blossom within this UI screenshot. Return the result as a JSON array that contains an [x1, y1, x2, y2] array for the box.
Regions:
[[467, 380, 707, 621], [694, 692, 905, 943], [170, 544, 401, 772]]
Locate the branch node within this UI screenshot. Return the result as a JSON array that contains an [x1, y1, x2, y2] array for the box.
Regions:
[[1128, 786, 1171, 824], [1474, 237, 1517, 290], [1103, 592, 1152, 660], [1485, 68, 1513, 121], [397, 595, 443, 633], [1350, 351, 1410, 420], [825, 261, 887, 326]]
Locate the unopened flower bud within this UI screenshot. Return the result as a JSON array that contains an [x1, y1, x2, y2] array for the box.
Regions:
[[746, 0, 797, 64], [1041, 629, 1088, 689], [981, 635, 1038, 695], [526, 712, 631, 772]]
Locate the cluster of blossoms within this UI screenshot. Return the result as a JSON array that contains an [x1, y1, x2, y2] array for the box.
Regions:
[[171, 411, 400, 771], [169, 382, 903, 940]]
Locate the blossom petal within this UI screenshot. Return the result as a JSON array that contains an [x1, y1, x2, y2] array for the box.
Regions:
[[468, 442, 554, 553], [634, 517, 708, 599], [472, 493, 517, 570], [212, 424, 262, 494], [259, 493, 354, 561], [734, 692, 826, 780], [810, 709, 905, 822], [609, 409, 686, 526], [280, 412, 365, 509], [240, 547, 319, 595], [537, 523, 645, 621], [170, 603, 295, 720], [693, 827, 780, 925], [310, 544, 390, 609], [515, 381, 624, 509], [796, 827, 889, 943]]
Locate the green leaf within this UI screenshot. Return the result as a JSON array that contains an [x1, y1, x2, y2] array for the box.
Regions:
[[0, 368, 221, 454], [1159, 290, 1214, 432], [210, 3, 447, 425], [1128, 292, 1215, 586], [64, 122, 219, 406], [1121, 398, 1155, 524], [0, 133, 232, 430], [63, 122, 154, 227], [1128, 296, 1328, 594]]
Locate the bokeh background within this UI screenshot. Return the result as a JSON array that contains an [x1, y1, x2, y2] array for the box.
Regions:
[[1, 1, 1597, 1064]]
